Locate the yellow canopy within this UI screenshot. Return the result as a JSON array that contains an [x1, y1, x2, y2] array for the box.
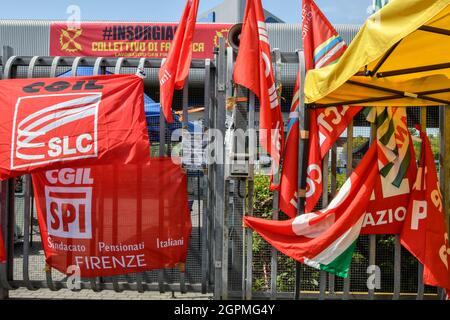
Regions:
[[304, 0, 450, 107]]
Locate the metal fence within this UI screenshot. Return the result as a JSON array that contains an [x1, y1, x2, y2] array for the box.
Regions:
[[217, 42, 449, 300], [0, 46, 216, 297], [0, 40, 449, 300]]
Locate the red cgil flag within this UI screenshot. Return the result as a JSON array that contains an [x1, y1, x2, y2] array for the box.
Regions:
[[159, 0, 200, 123], [233, 0, 284, 187], [401, 127, 450, 292], [31, 158, 192, 278], [0, 75, 150, 181], [300, 0, 362, 213]]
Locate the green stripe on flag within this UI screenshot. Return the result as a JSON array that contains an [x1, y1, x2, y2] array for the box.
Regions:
[[379, 118, 395, 147], [319, 240, 357, 278], [380, 162, 394, 177], [376, 108, 388, 127], [392, 148, 411, 187]]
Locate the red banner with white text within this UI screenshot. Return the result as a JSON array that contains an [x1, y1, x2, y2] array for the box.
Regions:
[[32, 158, 192, 278], [0, 75, 150, 181], [50, 22, 232, 59]]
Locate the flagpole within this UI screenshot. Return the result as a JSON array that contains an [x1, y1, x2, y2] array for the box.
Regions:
[[295, 49, 308, 300]]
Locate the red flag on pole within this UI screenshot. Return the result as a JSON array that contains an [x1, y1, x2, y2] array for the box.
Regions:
[[233, 0, 284, 185], [32, 159, 192, 278], [159, 0, 200, 123], [300, 0, 362, 213], [401, 127, 450, 292], [0, 75, 150, 181], [280, 0, 361, 216]]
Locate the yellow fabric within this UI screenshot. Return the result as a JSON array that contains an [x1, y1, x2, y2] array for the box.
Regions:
[[305, 0, 450, 107]]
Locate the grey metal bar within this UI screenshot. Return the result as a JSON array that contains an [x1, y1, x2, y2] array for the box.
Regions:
[[319, 152, 330, 300], [223, 46, 232, 300], [417, 106, 428, 300], [368, 123, 378, 300], [22, 177, 35, 290], [207, 59, 217, 290], [270, 48, 282, 300], [214, 37, 227, 300], [49, 56, 62, 77], [328, 145, 337, 298], [71, 56, 83, 76], [368, 235, 376, 299], [245, 92, 256, 300], [440, 106, 450, 300], [0, 47, 14, 296], [201, 58, 212, 294], [8, 280, 206, 293], [417, 263, 425, 300], [127, 68, 147, 292], [368, 120, 377, 300], [3, 56, 19, 79], [114, 57, 125, 75], [1, 46, 14, 80], [133, 60, 146, 294], [343, 120, 354, 300], [1, 56, 210, 69], [228, 290, 439, 300], [22, 61, 39, 291], [179, 80, 189, 295], [27, 56, 41, 78], [93, 57, 106, 76], [393, 235, 401, 299]]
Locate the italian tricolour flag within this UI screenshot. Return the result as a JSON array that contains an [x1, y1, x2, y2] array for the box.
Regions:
[[244, 142, 379, 277]]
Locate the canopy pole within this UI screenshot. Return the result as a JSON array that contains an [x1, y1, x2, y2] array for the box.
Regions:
[[367, 40, 402, 76], [418, 25, 450, 36]]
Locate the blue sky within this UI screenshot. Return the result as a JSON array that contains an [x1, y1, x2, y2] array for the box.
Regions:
[[0, 0, 372, 25]]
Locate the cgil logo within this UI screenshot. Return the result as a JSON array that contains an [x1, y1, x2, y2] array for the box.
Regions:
[[45, 168, 93, 239], [11, 93, 101, 170]]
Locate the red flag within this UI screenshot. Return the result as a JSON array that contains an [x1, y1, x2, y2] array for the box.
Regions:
[[245, 143, 378, 277], [233, 0, 284, 185], [32, 158, 192, 278], [279, 76, 300, 217], [361, 107, 417, 234], [301, 0, 363, 213], [0, 75, 151, 181], [401, 128, 450, 291], [0, 229, 5, 263], [159, 0, 200, 123]]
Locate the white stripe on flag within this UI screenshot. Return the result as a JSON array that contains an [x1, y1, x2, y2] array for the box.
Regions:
[[315, 42, 345, 69], [304, 214, 365, 267]]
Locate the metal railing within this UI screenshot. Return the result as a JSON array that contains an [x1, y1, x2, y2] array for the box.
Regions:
[[0, 45, 216, 297]]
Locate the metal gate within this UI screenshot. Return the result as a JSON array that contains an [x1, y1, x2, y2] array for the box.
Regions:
[[0, 39, 449, 300], [0, 45, 217, 297]]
